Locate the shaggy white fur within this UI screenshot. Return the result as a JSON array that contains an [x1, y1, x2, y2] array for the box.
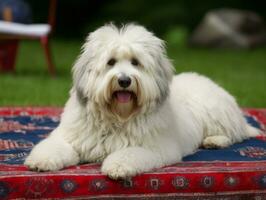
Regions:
[[25, 24, 259, 179]]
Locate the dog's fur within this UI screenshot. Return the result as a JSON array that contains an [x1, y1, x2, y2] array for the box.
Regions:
[[25, 24, 259, 179]]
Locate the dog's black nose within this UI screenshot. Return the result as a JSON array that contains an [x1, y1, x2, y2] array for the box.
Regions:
[[118, 75, 131, 88]]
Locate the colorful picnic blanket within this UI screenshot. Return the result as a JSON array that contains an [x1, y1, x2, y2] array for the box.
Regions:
[[0, 107, 266, 199]]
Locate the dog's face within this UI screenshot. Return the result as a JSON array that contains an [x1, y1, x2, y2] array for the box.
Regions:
[[73, 24, 174, 121]]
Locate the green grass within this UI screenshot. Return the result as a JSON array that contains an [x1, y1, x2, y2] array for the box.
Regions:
[[167, 44, 266, 107], [0, 39, 81, 106], [0, 38, 265, 107]]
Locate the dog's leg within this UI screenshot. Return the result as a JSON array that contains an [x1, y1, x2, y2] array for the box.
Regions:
[[24, 134, 79, 171], [202, 135, 232, 149], [101, 147, 166, 179]]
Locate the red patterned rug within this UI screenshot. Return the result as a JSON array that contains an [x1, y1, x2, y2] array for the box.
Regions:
[[0, 107, 266, 199]]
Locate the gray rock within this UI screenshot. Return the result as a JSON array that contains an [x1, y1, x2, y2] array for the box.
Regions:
[[190, 8, 266, 48]]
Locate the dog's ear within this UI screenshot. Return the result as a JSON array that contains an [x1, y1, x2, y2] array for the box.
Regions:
[[154, 55, 173, 104], [72, 51, 91, 105], [158, 54, 174, 82], [157, 39, 175, 83], [153, 41, 175, 104], [72, 25, 112, 105]]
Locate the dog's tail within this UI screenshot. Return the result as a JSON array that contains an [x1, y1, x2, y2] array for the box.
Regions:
[[246, 124, 261, 137]]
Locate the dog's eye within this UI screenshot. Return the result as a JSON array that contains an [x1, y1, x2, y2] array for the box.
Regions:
[[107, 58, 116, 66], [131, 58, 139, 66]]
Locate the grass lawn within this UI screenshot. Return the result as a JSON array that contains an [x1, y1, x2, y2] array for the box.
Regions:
[[0, 38, 265, 107]]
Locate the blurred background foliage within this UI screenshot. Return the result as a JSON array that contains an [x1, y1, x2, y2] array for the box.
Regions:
[[27, 0, 266, 38]]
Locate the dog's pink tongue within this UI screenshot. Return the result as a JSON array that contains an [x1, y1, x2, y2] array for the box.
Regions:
[[116, 91, 132, 103]]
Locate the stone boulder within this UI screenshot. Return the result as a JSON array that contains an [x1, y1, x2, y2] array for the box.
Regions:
[[189, 9, 266, 48]]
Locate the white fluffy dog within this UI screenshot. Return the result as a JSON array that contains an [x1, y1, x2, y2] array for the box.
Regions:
[[25, 24, 259, 179]]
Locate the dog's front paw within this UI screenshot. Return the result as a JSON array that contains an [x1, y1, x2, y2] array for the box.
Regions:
[[101, 156, 138, 180], [101, 147, 162, 179], [24, 136, 80, 171], [101, 161, 137, 180], [25, 152, 65, 171]]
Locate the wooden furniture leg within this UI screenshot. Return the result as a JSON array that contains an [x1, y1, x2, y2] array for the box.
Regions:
[[0, 40, 19, 72], [40, 36, 56, 76]]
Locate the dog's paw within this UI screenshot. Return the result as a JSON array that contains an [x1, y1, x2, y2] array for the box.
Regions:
[[101, 147, 163, 179], [101, 160, 138, 180], [24, 136, 80, 172], [203, 135, 232, 149], [24, 153, 65, 171], [101, 155, 139, 180]]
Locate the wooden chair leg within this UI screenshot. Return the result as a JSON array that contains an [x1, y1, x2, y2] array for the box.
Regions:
[[0, 40, 19, 73], [40, 36, 56, 76]]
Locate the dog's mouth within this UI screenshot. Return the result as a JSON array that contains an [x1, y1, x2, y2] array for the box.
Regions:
[[112, 90, 136, 103], [108, 89, 140, 120]]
